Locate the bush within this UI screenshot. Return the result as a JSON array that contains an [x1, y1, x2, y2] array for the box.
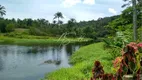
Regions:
[[6, 23, 15, 32], [91, 42, 142, 80], [0, 21, 6, 33], [104, 31, 132, 51], [29, 27, 47, 36]]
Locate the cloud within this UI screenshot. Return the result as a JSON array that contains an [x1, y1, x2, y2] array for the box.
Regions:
[[71, 10, 106, 22], [83, 0, 95, 5], [62, 0, 81, 8], [62, 0, 95, 8], [3, 0, 123, 23], [108, 8, 117, 15]]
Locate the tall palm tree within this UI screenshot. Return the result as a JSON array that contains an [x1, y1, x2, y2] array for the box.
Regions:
[[70, 18, 76, 23], [58, 20, 63, 25], [53, 12, 64, 25], [67, 18, 76, 32], [67, 18, 76, 27], [122, 0, 137, 41], [0, 5, 6, 17], [132, 0, 137, 41], [53, 20, 56, 24]]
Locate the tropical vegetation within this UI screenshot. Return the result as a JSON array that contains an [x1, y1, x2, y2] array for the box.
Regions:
[[0, 0, 142, 79]]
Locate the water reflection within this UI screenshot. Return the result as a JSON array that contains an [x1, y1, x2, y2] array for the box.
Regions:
[[0, 44, 82, 80], [0, 56, 4, 71]]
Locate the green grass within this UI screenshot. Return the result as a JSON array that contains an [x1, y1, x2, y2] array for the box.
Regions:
[[0, 35, 91, 46], [0, 28, 92, 45], [45, 42, 115, 80]]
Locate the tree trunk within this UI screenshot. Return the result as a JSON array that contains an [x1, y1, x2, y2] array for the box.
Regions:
[[132, 0, 137, 41], [58, 17, 59, 26]]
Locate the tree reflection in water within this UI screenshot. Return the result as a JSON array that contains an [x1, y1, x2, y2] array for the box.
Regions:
[[0, 56, 4, 71]]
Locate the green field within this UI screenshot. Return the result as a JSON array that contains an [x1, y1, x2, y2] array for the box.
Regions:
[[0, 28, 92, 45], [0, 36, 91, 45], [44, 42, 114, 80]]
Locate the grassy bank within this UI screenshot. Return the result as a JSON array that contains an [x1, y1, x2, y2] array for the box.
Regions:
[[0, 35, 91, 45], [44, 42, 114, 80]]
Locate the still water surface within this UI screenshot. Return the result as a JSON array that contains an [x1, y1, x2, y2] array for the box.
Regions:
[[0, 44, 82, 80]]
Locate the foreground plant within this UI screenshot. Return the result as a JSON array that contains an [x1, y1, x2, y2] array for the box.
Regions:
[[91, 61, 115, 80], [113, 42, 142, 80], [91, 42, 142, 80]]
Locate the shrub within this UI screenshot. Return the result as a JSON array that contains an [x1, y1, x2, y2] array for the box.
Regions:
[[91, 42, 142, 80], [104, 31, 130, 48], [6, 23, 15, 32], [113, 42, 142, 80], [29, 27, 47, 36]]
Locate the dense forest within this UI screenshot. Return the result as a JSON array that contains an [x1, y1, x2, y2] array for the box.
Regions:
[[0, 13, 119, 41]]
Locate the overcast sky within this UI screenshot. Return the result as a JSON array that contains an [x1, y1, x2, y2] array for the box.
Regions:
[[1, 0, 125, 22]]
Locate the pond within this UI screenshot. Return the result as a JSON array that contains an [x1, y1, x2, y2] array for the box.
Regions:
[[0, 44, 85, 80]]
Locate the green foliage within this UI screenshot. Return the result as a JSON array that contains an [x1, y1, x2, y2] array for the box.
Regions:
[[106, 4, 142, 41], [0, 14, 119, 41], [138, 27, 142, 41], [6, 23, 15, 32], [104, 31, 130, 48], [107, 47, 121, 59], [0, 19, 6, 33], [0, 5, 6, 17], [104, 31, 132, 59]]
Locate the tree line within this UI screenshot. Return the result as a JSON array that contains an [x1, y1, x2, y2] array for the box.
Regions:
[[0, 5, 118, 41]]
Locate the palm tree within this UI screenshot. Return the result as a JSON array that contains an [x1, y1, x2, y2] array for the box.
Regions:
[[70, 18, 76, 23], [53, 20, 56, 24], [53, 12, 64, 25], [0, 5, 6, 17], [122, 0, 137, 41], [58, 20, 63, 25], [67, 18, 76, 27], [67, 18, 76, 32], [132, 0, 137, 41]]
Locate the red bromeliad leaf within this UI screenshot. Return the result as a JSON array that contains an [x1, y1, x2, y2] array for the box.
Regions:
[[92, 61, 105, 80], [138, 43, 142, 53], [91, 42, 142, 80], [137, 43, 142, 48], [127, 42, 138, 53]]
